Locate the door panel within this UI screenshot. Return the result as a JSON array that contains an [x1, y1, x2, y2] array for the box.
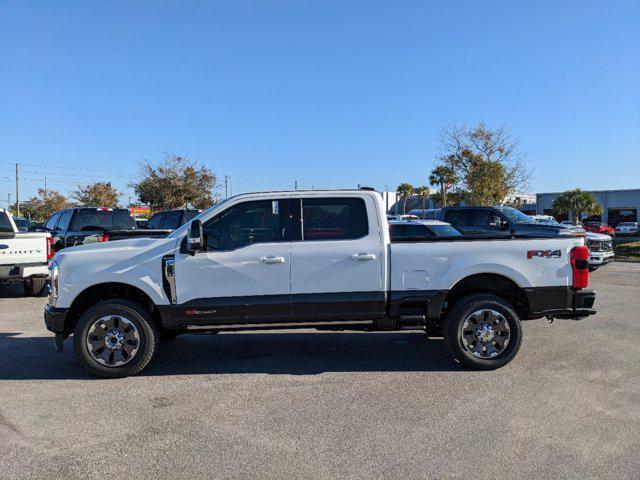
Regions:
[[290, 196, 384, 321], [173, 199, 294, 325]]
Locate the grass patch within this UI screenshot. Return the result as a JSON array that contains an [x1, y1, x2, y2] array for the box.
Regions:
[[613, 237, 640, 261]]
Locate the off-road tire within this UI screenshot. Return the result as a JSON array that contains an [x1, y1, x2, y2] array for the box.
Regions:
[[73, 299, 160, 378], [443, 293, 523, 370]]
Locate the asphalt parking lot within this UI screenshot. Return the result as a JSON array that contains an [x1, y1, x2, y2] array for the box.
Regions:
[[1, 262, 639, 480]]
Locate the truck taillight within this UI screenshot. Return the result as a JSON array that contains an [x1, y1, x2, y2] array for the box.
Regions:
[[46, 237, 54, 260], [98, 233, 110, 243], [571, 246, 589, 289]]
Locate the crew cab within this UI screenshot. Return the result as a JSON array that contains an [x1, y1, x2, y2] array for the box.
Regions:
[[0, 208, 52, 296], [45, 207, 171, 252], [44, 190, 596, 378]]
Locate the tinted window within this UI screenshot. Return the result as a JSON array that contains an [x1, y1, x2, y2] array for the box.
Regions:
[[161, 211, 183, 230], [146, 213, 163, 229], [183, 210, 200, 223], [428, 224, 462, 236], [444, 210, 473, 226], [302, 198, 368, 241], [472, 210, 503, 229], [0, 213, 13, 233], [70, 210, 136, 231], [56, 211, 74, 231], [45, 213, 61, 231], [202, 200, 285, 251]]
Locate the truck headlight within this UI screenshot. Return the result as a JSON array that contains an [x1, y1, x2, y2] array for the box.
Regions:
[[48, 261, 59, 306]]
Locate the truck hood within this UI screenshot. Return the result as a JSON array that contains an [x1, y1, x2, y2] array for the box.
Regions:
[[585, 232, 612, 241], [53, 236, 178, 270]]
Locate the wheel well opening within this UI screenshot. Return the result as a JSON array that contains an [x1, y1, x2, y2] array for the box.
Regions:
[[66, 283, 157, 333], [443, 274, 530, 318]]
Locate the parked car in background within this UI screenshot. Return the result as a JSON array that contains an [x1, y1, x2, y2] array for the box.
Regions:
[[407, 208, 441, 220], [583, 222, 615, 236], [389, 219, 461, 240], [45, 189, 595, 377], [530, 215, 557, 225], [45, 207, 172, 252], [12, 217, 30, 231], [1, 208, 52, 296], [144, 209, 202, 231], [614, 222, 639, 236], [561, 220, 583, 227], [440, 206, 581, 238], [387, 214, 419, 221]]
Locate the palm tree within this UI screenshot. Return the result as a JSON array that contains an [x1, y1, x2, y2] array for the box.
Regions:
[[552, 189, 602, 224], [429, 166, 457, 208], [416, 185, 431, 218], [396, 183, 414, 214]]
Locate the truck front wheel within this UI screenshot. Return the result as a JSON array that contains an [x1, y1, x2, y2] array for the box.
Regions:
[[443, 293, 522, 370], [73, 299, 160, 378]]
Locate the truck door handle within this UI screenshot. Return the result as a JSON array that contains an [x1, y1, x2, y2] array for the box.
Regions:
[[350, 253, 376, 261], [259, 256, 286, 264]]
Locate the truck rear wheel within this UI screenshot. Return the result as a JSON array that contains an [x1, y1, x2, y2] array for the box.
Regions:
[[443, 293, 522, 370], [73, 299, 160, 378], [24, 277, 48, 297]]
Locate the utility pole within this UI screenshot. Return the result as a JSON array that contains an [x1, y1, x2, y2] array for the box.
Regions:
[[224, 175, 228, 198], [15, 163, 19, 217], [294, 180, 298, 190], [385, 185, 389, 212], [7, 193, 11, 209]]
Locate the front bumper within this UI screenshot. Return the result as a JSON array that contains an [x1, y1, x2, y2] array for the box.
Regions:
[[44, 304, 70, 334], [589, 251, 614, 266]]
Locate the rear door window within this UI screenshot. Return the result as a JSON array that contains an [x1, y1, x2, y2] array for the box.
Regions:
[[71, 210, 136, 231], [302, 198, 368, 241]]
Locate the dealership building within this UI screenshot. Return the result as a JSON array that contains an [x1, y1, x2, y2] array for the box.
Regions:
[[535, 189, 640, 225]]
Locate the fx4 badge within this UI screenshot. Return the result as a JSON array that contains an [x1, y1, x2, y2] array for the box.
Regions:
[[527, 250, 562, 259]]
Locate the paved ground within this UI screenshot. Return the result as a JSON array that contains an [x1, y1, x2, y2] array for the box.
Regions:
[[1, 263, 639, 479]]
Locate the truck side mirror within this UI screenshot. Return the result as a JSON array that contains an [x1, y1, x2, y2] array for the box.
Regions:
[[187, 220, 205, 255], [500, 219, 509, 230]]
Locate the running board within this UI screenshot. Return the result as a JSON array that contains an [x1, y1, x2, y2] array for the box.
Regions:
[[185, 320, 374, 332]]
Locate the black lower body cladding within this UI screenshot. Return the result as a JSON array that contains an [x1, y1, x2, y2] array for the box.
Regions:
[[524, 286, 596, 319]]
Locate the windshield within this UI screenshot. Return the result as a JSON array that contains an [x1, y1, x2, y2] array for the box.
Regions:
[[535, 218, 557, 225], [71, 209, 137, 231], [167, 198, 232, 238], [494, 207, 534, 224]]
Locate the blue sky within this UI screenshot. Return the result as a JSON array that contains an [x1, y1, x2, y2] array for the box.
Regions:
[[1, 1, 638, 205]]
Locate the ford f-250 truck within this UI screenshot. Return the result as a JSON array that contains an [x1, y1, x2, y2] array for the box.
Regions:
[[1, 208, 52, 296], [44, 189, 596, 377]]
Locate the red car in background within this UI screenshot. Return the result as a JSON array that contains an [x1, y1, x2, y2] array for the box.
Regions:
[[584, 222, 615, 235]]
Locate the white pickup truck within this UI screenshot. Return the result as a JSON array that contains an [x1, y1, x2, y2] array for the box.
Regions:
[[0, 208, 52, 296], [44, 189, 596, 377]]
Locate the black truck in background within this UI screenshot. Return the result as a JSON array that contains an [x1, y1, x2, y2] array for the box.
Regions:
[[45, 207, 171, 252], [440, 206, 576, 237]]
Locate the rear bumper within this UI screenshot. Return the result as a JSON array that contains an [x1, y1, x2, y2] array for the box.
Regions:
[[0, 262, 49, 282], [524, 287, 596, 320]]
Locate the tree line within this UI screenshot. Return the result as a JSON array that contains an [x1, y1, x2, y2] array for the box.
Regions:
[[14, 154, 219, 221]]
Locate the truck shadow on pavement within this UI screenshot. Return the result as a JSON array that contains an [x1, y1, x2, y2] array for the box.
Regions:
[[0, 331, 460, 380]]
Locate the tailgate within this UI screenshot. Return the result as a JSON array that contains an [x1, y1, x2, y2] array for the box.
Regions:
[[0, 233, 48, 266]]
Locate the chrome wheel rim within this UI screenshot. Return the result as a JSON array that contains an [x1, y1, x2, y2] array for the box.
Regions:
[[461, 309, 510, 358], [86, 315, 140, 367]]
